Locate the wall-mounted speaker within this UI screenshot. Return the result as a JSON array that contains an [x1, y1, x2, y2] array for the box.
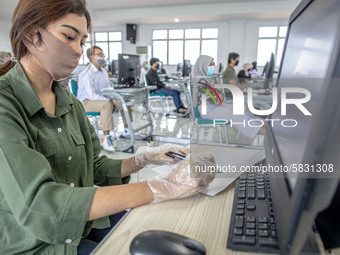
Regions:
[[127, 24, 137, 44]]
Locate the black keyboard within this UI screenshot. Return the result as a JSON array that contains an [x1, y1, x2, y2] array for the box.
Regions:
[[227, 159, 280, 254]]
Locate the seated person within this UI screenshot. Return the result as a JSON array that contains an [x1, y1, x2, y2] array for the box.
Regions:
[[77, 46, 133, 151], [192, 55, 266, 139], [140, 61, 149, 84], [146, 57, 187, 114], [249, 61, 262, 78], [222, 52, 249, 91], [237, 62, 253, 85]]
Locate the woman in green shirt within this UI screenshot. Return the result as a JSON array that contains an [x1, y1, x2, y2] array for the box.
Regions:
[[0, 0, 215, 254]]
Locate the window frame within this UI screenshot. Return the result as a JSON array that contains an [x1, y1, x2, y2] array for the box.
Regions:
[[152, 27, 218, 65], [79, 31, 123, 65], [257, 26, 287, 67]]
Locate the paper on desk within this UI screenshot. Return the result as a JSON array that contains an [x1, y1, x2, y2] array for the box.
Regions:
[[197, 146, 265, 196]]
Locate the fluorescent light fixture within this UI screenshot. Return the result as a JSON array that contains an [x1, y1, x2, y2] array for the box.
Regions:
[[174, 18, 179, 23]]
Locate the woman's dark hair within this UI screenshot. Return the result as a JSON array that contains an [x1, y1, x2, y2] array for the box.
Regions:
[[0, 0, 92, 76]]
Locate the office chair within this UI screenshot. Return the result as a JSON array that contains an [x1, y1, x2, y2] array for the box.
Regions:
[[69, 80, 101, 132], [189, 82, 229, 145], [144, 75, 171, 115]]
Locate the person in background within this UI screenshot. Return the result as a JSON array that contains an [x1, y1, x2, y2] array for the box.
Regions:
[[146, 57, 187, 114], [237, 62, 253, 84], [77, 46, 133, 151], [0, 51, 11, 66], [249, 61, 262, 78], [192, 55, 266, 139], [222, 52, 248, 90], [140, 60, 149, 84], [0, 1, 215, 254]]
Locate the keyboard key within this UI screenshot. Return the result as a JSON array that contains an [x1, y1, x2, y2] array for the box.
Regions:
[[246, 216, 255, 223], [246, 222, 256, 229], [237, 204, 245, 209], [237, 200, 245, 204], [245, 229, 256, 236], [232, 235, 256, 245], [258, 223, 268, 230], [234, 228, 243, 235], [234, 216, 244, 228], [237, 191, 246, 199], [257, 185, 265, 189], [270, 216, 276, 224], [257, 189, 266, 199], [259, 230, 269, 237], [259, 237, 279, 248], [239, 175, 247, 180], [271, 230, 277, 238], [238, 187, 246, 191], [247, 183, 255, 187], [246, 205, 256, 211], [258, 217, 267, 223], [247, 187, 255, 199], [271, 223, 277, 230], [236, 209, 245, 216]]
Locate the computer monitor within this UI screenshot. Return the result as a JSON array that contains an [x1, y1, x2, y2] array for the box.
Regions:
[[264, 0, 340, 253], [218, 63, 224, 73], [176, 62, 183, 72], [261, 61, 269, 77], [118, 54, 141, 87], [182, 59, 191, 77], [110, 60, 118, 76], [263, 53, 276, 89]]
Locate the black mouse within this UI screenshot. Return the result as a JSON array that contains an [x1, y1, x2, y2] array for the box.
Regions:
[[130, 230, 206, 255]]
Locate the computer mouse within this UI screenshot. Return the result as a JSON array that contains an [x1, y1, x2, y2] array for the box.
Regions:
[[130, 230, 206, 255]]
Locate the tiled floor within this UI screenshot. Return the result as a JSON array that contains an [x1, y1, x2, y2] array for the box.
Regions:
[[98, 102, 265, 183]]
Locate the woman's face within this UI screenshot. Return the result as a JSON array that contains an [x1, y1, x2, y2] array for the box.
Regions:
[[44, 13, 88, 56]]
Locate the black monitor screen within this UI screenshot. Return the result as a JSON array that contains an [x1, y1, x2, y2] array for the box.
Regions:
[[270, 0, 339, 189], [111, 60, 118, 76], [182, 59, 191, 77], [118, 54, 141, 86]]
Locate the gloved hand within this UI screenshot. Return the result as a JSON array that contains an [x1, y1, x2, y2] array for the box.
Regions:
[[147, 153, 216, 203], [134, 144, 190, 167]]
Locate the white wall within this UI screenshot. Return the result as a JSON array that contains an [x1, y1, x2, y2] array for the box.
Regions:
[[93, 18, 288, 73], [0, 19, 12, 53], [0, 17, 288, 73]]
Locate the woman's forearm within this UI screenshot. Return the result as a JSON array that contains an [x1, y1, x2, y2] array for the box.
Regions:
[[87, 181, 154, 221], [121, 156, 142, 178]]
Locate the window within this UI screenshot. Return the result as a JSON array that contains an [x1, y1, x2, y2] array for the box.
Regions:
[[257, 26, 287, 66], [152, 28, 218, 65], [79, 31, 122, 65]]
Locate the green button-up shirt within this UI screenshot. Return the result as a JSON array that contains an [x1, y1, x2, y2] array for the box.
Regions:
[[0, 64, 129, 254]]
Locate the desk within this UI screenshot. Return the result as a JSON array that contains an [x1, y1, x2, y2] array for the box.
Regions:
[[93, 185, 242, 255], [97, 87, 153, 153], [92, 145, 267, 255]]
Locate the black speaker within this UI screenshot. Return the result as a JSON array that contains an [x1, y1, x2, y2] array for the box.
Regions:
[[126, 24, 137, 44]]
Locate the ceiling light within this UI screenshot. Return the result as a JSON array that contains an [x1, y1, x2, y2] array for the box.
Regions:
[[174, 18, 179, 23]]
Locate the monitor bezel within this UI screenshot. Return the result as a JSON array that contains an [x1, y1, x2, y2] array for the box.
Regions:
[[264, 0, 340, 253]]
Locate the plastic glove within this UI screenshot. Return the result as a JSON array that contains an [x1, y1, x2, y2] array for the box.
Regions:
[[134, 143, 190, 167], [147, 153, 216, 203]]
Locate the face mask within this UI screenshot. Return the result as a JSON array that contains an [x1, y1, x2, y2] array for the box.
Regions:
[[206, 66, 215, 76], [23, 27, 81, 81], [146, 64, 150, 69], [235, 60, 239, 66], [95, 57, 107, 68], [155, 64, 160, 69]]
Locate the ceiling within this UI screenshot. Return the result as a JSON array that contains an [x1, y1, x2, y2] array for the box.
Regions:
[[0, 0, 302, 27]]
